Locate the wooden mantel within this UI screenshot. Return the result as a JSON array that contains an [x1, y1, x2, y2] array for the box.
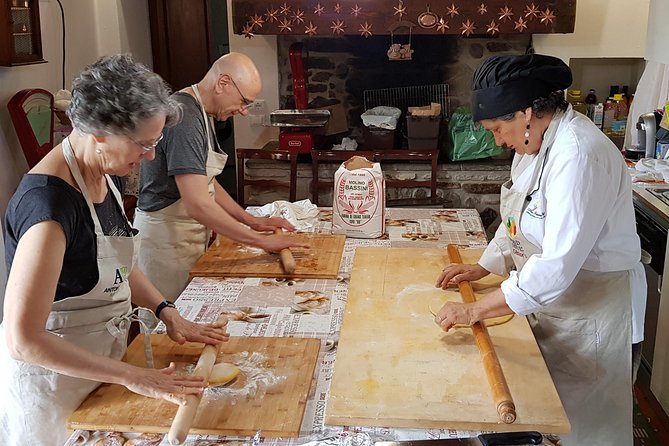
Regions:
[[231, 0, 575, 38]]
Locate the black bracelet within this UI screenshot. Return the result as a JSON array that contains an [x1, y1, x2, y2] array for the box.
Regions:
[[155, 300, 176, 319]]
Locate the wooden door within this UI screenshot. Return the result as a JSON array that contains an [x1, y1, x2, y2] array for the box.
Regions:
[[148, 0, 213, 90]]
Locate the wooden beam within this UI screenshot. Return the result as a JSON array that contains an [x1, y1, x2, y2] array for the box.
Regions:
[[232, 0, 575, 37]]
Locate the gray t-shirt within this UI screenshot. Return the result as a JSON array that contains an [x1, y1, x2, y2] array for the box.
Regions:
[[138, 92, 211, 212]]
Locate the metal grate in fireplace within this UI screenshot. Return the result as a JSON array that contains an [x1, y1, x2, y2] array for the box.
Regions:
[[363, 84, 450, 116]]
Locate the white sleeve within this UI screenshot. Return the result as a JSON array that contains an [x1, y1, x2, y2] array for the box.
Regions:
[[501, 135, 620, 315], [478, 223, 514, 276]]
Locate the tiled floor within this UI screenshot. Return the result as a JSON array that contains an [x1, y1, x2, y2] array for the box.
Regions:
[[634, 383, 669, 446]]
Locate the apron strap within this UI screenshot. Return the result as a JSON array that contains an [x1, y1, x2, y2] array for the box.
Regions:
[[191, 84, 222, 154], [105, 307, 159, 368]]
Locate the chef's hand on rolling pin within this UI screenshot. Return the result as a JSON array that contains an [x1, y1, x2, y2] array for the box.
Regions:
[[435, 263, 490, 290], [258, 233, 310, 254], [434, 302, 478, 332], [125, 362, 207, 406], [160, 307, 230, 345], [249, 216, 296, 232]]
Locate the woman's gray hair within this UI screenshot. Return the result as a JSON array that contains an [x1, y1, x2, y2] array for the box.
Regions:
[[67, 54, 182, 136], [495, 91, 569, 121]]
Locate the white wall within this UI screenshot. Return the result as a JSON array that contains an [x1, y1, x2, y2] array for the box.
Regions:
[[227, 0, 279, 149], [646, 0, 669, 64], [0, 0, 152, 320], [533, 0, 649, 63]]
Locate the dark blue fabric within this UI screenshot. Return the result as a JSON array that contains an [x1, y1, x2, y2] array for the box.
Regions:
[[4, 174, 131, 301]]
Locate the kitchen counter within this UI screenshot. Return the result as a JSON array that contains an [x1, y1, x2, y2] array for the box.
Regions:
[[633, 185, 669, 220]]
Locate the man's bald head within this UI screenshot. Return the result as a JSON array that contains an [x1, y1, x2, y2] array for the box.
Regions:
[[203, 52, 262, 98]]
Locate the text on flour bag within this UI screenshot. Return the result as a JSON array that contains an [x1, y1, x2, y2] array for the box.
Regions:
[[332, 155, 385, 239]]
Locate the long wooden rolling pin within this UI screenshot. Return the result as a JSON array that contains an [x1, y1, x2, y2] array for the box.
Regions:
[[167, 314, 228, 445], [446, 244, 517, 424], [274, 228, 296, 274]]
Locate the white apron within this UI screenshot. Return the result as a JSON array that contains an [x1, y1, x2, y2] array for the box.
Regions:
[[500, 113, 632, 445], [135, 84, 228, 300], [0, 138, 140, 446]]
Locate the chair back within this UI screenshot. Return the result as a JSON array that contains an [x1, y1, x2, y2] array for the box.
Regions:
[[8, 88, 55, 168]]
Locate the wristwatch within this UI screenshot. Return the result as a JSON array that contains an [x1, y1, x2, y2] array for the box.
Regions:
[[155, 299, 176, 318]]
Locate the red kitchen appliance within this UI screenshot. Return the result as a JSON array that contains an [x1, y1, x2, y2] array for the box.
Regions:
[[270, 42, 329, 153]]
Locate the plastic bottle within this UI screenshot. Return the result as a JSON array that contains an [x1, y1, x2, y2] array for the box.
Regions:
[[567, 89, 588, 115], [610, 93, 628, 137], [603, 98, 616, 134], [585, 89, 597, 120], [585, 89, 598, 104]]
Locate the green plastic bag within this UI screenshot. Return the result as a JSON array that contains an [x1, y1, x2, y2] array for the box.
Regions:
[[447, 106, 504, 161]]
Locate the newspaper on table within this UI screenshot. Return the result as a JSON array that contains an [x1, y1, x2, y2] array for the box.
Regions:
[[66, 209, 495, 446]]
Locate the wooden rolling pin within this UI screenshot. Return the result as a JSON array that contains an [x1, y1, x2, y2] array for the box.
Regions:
[[274, 229, 296, 274], [446, 244, 517, 424], [167, 314, 228, 445]]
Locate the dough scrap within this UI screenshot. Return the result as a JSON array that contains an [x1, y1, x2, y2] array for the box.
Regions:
[[124, 433, 164, 446], [209, 362, 240, 386], [428, 296, 513, 328]]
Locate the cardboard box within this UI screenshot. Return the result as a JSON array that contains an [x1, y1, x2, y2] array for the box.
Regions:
[[314, 103, 348, 136]]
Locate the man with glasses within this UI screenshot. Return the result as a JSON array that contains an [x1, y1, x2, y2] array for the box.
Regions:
[[135, 52, 307, 300]]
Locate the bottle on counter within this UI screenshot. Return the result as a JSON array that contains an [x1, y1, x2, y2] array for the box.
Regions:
[[585, 89, 597, 120], [611, 93, 628, 137], [603, 97, 616, 134], [567, 89, 588, 115]]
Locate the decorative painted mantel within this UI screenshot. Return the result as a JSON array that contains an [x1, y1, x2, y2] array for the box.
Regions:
[[231, 0, 575, 38]]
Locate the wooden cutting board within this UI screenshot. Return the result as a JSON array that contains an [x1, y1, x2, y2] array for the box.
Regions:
[[326, 247, 570, 433], [190, 233, 346, 279], [69, 335, 320, 437]]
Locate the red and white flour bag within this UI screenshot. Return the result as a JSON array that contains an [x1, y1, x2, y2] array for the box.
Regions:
[[332, 155, 385, 238]]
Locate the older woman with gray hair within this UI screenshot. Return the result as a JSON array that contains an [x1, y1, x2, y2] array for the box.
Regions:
[[0, 54, 228, 446]]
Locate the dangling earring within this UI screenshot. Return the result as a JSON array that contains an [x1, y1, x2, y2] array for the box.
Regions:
[[95, 148, 102, 154], [524, 124, 530, 145]]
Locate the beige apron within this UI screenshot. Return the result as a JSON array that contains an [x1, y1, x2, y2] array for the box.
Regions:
[[134, 84, 228, 300], [500, 113, 632, 445], [0, 138, 141, 446]]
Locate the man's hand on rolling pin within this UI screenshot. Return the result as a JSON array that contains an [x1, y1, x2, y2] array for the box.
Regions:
[[435, 263, 490, 290], [257, 233, 310, 254], [161, 309, 230, 345], [124, 362, 207, 406], [248, 216, 296, 233], [434, 301, 478, 332]]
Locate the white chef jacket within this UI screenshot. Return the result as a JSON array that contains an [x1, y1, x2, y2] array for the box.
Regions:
[[479, 107, 647, 343]]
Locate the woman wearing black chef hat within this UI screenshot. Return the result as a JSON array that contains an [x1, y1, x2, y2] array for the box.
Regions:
[[434, 53, 645, 446]]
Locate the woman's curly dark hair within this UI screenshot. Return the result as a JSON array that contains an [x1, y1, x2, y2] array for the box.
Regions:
[[497, 91, 569, 121]]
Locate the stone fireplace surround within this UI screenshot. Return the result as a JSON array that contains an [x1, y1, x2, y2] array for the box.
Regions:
[[243, 34, 532, 236]]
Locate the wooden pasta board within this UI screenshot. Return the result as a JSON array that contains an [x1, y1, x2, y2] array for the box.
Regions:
[[69, 335, 320, 437], [190, 233, 346, 279], [326, 247, 570, 433]]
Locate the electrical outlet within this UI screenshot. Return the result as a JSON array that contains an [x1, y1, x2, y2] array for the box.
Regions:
[[247, 99, 266, 116]]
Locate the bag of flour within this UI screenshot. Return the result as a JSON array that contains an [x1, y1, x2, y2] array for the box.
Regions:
[[332, 155, 385, 238]]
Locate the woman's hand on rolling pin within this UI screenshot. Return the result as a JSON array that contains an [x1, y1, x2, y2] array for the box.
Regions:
[[257, 234, 310, 254], [162, 309, 230, 345], [124, 362, 206, 405], [249, 216, 296, 232], [434, 301, 477, 332], [435, 263, 490, 290]]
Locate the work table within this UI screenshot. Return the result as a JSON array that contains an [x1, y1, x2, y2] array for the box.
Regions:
[[65, 208, 565, 445]]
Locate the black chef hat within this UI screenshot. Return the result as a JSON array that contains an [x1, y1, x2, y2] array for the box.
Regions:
[[471, 54, 572, 121]]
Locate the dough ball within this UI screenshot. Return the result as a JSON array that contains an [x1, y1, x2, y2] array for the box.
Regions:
[[209, 362, 240, 386]]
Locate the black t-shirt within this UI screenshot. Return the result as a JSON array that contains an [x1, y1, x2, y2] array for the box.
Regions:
[[4, 174, 134, 301]]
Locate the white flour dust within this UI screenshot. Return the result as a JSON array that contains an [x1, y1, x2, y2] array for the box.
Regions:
[[237, 246, 265, 255], [204, 352, 285, 402], [394, 283, 437, 300]]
